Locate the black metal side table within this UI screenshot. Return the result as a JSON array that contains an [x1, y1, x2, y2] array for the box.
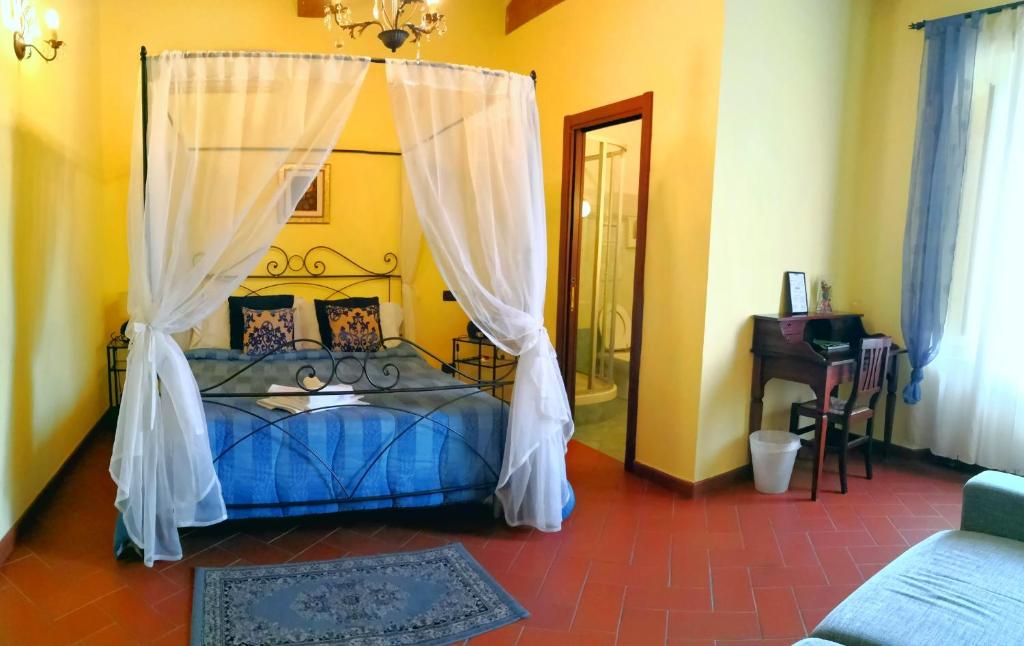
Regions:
[[450, 335, 517, 400], [107, 333, 129, 408]]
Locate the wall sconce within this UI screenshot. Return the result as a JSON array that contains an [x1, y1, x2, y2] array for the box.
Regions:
[[4, 0, 63, 62]]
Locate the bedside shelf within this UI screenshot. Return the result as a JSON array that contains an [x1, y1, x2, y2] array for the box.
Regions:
[[450, 334, 517, 401], [454, 356, 517, 369], [107, 333, 129, 409]]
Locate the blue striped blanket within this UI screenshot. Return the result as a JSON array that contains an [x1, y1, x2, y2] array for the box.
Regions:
[[187, 344, 508, 519]]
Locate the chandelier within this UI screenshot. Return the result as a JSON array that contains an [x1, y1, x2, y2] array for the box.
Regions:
[[323, 0, 447, 54]]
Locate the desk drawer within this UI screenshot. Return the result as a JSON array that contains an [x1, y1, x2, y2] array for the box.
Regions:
[[780, 319, 805, 342]]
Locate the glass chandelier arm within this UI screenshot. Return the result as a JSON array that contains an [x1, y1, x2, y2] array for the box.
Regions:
[[398, 0, 423, 14], [379, 0, 397, 29], [339, 19, 385, 38], [324, 2, 352, 28], [403, 21, 431, 43], [393, 0, 427, 28]]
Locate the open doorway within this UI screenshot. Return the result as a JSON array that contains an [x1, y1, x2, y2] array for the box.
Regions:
[[556, 94, 653, 470]]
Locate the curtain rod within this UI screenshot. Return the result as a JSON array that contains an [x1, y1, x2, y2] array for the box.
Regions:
[[136, 45, 522, 180], [909, 0, 1023, 29], [191, 147, 402, 156], [139, 46, 537, 85]]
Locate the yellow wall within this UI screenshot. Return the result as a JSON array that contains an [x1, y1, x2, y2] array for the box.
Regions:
[[264, 153, 407, 341], [500, 0, 726, 481], [694, 0, 870, 480], [270, 154, 403, 273], [0, 0, 109, 541], [835, 0, 997, 449]]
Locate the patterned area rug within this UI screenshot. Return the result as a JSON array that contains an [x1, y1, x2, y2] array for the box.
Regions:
[[190, 543, 528, 646]]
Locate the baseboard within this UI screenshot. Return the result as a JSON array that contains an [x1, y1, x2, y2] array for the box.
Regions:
[[882, 443, 989, 476], [630, 461, 694, 497], [631, 461, 752, 499], [0, 408, 115, 566], [693, 463, 753, 497], [882, 443, 931, 461]]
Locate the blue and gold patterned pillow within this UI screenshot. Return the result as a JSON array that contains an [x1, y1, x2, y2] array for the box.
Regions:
[[241, 306, 295, 355], [228, 295, 294, 350], [314, 297, 382, 352]]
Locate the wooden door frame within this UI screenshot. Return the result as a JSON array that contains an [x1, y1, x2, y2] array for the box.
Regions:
[[555, 92, 653, 471]]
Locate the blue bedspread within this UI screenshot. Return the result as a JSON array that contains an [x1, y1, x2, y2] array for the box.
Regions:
[[188, 344, 508, 519]]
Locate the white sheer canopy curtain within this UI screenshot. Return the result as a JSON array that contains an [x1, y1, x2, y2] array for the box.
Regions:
[[387, 61, 574, 531], [399, 171, 423, 338], [113, 51, 368, 565], [912, 9, 1024, 473]]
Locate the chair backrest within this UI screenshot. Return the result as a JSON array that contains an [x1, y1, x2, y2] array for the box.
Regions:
[[846, 335, 892, 412]]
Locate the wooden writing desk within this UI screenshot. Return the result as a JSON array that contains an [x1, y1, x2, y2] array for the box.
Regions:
[[749, 313, 901, 499]]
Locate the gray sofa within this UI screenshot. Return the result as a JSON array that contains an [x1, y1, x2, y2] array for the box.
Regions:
[[797, 470, 1024, 646]]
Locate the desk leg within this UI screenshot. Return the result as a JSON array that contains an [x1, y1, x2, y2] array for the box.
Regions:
[[811, 409, 829, 502], [810, 380, 834, 502], [749, 356, 765, 434], [883, 357, 898, 460]]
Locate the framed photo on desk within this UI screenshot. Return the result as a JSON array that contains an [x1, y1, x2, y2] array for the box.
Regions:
[[785, 271, 809, 315]]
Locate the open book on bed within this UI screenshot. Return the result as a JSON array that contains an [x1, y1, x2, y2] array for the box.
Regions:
[[257, 379, 366, 414]]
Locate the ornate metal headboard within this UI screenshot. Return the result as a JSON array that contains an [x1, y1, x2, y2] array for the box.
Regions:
[[239, 245, 401, 301]]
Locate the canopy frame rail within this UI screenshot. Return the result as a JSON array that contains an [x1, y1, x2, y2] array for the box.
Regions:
[[136, 46, 537, 190]]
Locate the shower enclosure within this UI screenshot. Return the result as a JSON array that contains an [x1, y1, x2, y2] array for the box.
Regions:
[[575, 139, 628, 406]]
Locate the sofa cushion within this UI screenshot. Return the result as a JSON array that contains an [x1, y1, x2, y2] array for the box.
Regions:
[[813, 530, 1024, 646]]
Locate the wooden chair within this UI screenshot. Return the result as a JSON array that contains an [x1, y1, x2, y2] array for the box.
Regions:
[[789, 335, 892, 499]]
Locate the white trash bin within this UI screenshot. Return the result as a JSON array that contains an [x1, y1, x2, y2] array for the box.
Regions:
[[750, 430, 800, 494]]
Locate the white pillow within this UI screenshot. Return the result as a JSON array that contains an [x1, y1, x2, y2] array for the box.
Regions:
[[189, 297, 318, 351], [189, 302, 230, 350], [294, 296, 321, 350], [379, 302, 404, 348]]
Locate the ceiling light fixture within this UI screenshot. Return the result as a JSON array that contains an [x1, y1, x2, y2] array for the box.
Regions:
[[323, 0, 446, 54]]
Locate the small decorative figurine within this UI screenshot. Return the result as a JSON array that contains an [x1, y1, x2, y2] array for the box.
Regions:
[[817, 280, 833, 313]]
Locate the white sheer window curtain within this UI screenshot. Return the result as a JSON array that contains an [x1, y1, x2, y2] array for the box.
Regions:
[[387, 61, 574, 531], [112, 52, 368, 565], [911, 9, 1024, 473]]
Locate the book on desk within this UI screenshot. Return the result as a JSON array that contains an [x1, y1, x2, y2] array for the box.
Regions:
[[812, 339, 850, 355]]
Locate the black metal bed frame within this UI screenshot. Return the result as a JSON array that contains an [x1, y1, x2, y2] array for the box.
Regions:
[[198, 246, 515, 513]]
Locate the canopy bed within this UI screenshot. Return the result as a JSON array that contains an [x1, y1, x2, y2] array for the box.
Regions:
[[112, 48, 575, 565]]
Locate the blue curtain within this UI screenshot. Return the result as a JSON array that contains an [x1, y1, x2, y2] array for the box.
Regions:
[[901, 15, 981, 404]]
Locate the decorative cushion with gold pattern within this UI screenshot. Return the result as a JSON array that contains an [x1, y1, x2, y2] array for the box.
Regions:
[[241, 306, 295, 355], [314, 297, 382, 352]]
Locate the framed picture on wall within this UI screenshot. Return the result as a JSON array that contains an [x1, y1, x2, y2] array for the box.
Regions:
[[281, 163, 331, 224], [785, 271, 809, 315]]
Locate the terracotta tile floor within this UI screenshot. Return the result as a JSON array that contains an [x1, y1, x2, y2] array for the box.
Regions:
[[0, 426, 970, 645]]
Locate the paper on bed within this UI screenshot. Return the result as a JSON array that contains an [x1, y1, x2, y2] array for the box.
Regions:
[[257, 383, 366, 413]]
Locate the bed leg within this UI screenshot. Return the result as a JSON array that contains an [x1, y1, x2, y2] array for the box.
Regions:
[[490, 496, 503, 520]]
